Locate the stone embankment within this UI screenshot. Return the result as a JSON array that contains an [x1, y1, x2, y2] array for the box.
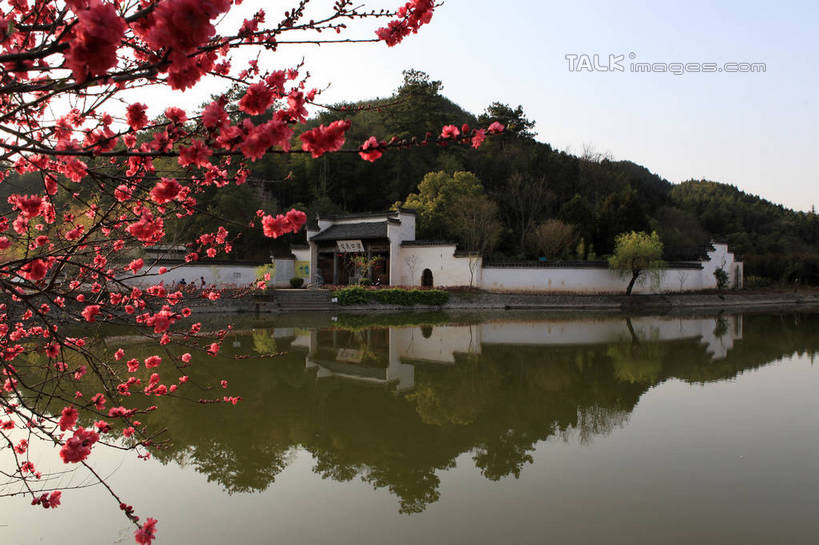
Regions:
[[224, 289, 819, 315]]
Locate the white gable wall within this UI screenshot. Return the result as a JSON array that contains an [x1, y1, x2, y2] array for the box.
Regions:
[[398, 245, 480, 287]]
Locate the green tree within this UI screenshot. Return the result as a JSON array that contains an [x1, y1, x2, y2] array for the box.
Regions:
[[401, 171, 485, 239], [608, 231, 665, 295], [478, 102, 536, 138]]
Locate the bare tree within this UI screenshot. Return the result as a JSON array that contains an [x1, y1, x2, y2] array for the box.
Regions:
[[504, 173, 553, 254], [450, 195, 503, 256], [581, 142, 614, 163], [528, 220, 576, 259]]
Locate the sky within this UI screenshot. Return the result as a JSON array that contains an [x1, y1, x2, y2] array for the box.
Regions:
[[163, 0, 818, 211]]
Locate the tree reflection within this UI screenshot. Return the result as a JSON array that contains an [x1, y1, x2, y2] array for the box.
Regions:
[[90, 312, 819, 514]]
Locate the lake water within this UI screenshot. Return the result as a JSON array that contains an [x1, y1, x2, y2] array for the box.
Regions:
[[3, 311, 819, 544]]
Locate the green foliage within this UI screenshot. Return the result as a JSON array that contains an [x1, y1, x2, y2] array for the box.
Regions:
[[744, 275, 773, 289], [289, 277, 305, 288], [255, 263, 277, 281], [672, 180, 819, 256], [332, 312, 453, 331], [575, 238, 586, 260], [401, 171, 485, 239], [228, 71, 818, 266], [251, 330, 279, 355], [333, 286, 449, 306], [608, 231, 665, 295], [595, 189, 651, 255], [477, 102, 537, 138], [744, 254, 819, 285], [714, 267, 729, 291], [349, 255, 383, 283]]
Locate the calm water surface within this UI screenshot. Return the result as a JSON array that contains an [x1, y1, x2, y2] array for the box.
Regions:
[[4, 311, 819, 544]]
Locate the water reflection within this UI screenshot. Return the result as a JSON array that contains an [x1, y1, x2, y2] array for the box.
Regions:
[[299, 315, 743, 391], [125, 312, 815, 514]]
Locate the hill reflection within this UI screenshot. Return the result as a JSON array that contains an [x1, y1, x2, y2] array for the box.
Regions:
[[136, 312, 816, 514]]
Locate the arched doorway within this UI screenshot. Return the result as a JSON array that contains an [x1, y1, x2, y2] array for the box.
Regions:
[[421, 268, 433, 287]]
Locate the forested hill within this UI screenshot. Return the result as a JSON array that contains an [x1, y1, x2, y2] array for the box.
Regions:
[[246, 70, 817, 266], [3, 71, 814, 282]]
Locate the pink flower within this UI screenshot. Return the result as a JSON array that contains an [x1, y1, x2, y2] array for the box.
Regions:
[[62, 0, 126, 83], [299, 120, 351, 158], [48, 491, 61, 508], [471, 129, 486, 149], [59, 427, 99, 463], [487, 121, 505, 134], [440, 124, 460, 139], [178, 140, 212, 168], [45, 343, 60, 358], [149, 179, 181, 204], [285, 209, 307, 231], [125, 258, 144, 273], [114, 184, 132, 202], [126, 214, 164, 244], [22, 259, 49, 282], [239, 119, 293, 161], [261, 214, 287, 238], [59, 406, 79, 431], [359, 136, 383, 162], [375, 0, 435, 47], [207, 343, 220, 356], [12, 194, 43, 217], [238, 82, 274, 115], [134, 517, 158, 545], [164, 107, 187, 124], [181, 353, 192, 363], [126, 103, 149, 131], [145, 356, 162, 369], [81, 305, 101, 322], [202, 101, 227, 129]]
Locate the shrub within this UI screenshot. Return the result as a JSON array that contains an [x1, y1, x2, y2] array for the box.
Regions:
[[289, 277, 305, 289], [714, 267, 729, 291], [744, 275, 773, 289], [333, 286, 449, 306]]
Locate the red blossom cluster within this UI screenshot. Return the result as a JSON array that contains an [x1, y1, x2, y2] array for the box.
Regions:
[[376, 0, 435, 46], [63, 0, 126, 83], [0, 1, 505, 543], [261, 209, 308, 238]]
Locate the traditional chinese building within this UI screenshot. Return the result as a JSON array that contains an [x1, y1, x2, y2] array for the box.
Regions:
[[288, 210, 744, 292]]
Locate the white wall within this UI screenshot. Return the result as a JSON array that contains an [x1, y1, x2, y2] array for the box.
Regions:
[[120, 263, 262, 288], [119, 260, 296, 288], [479, 315, 741, 358], [391, 324, 482, 363], [701, 243, 742, 289], [397, 245, 480, 287], [480, 265, 710, 293], [270, 259, 295, 286]]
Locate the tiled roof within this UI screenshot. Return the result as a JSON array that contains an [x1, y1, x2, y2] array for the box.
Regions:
[[310, 221, 389, 241]]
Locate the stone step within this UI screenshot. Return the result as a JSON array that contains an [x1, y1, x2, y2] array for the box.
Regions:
[[272, 289, 334, 311]]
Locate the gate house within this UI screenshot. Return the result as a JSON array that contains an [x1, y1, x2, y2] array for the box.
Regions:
[[292, 209, 743, 292]]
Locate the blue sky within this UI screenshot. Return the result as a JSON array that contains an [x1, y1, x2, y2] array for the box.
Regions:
[[173, 1, 817, 211], [281, 0, 817, 211]]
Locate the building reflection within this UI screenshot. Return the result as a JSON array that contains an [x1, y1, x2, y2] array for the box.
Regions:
[[293, 315, 743, 392], [98, 312, 815, 515]]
